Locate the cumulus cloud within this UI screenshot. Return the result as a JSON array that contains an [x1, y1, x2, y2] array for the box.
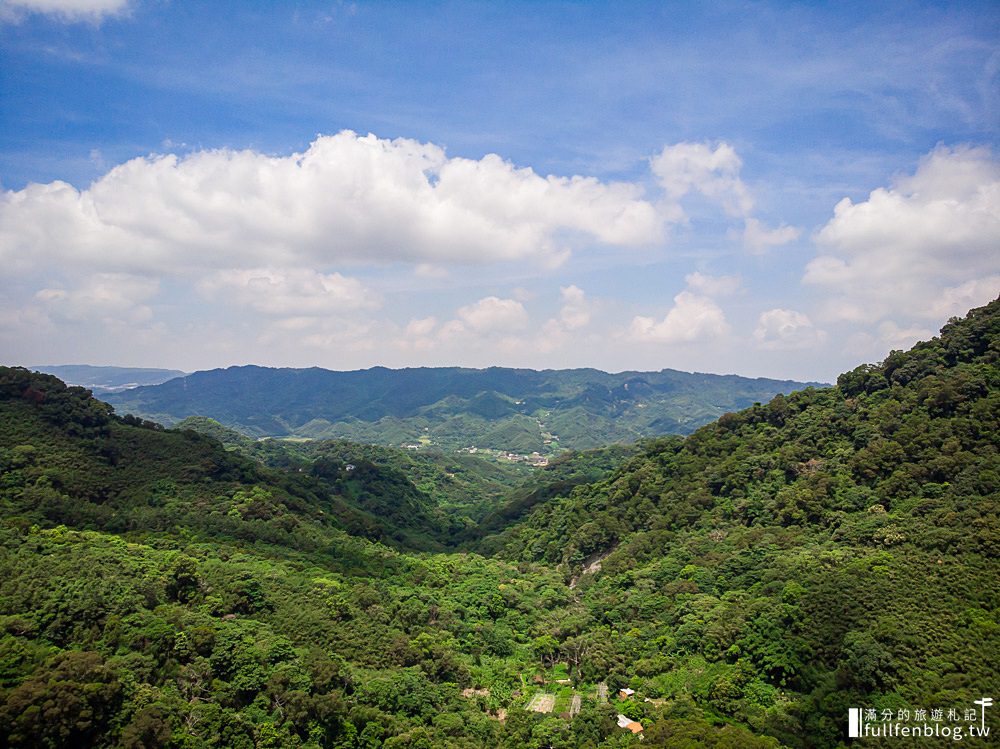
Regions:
[[557, 285, 592, 330], [242, 314, 380, 356], [198, 267, 380, 316], [34, 273, 158, 324], [877, 320, 936, 351], [0, 131, 665, 276], [456, 296, 529, 334], [629, 291, 729, 344], [741, 217, 801, 253], [530, 285, 596, 354], [753, 308, 826, 350], [650, 142, 753, 217], [404, 316, 437, 337], [684, 271, 741, 297], [0, 0, 131, 23], [806, 144, 1000, 321], [920, 276, 1000, 321]]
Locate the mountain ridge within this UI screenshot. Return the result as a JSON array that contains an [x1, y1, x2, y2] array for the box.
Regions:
[[104, 364, 825, 453], [0, 299, 997, 747]]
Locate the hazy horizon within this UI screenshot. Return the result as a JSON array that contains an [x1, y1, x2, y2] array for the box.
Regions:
[[22, 361, 830, 386]]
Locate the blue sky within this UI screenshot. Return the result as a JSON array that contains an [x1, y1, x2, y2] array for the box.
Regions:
[[1, 0, 998, 381]]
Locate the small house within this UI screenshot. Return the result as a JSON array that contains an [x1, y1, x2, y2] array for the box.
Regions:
[[617, 714, 644, 735]]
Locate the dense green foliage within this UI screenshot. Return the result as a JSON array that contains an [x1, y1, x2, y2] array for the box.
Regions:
[[471, 444, 638, 547], [0, 369, 481, 554], [1, 298, 998, 748], [172, 418, 536, 524], [105, 365, 820, 453], [481, 299, 1000, 745], [172, 415, 630, 537]]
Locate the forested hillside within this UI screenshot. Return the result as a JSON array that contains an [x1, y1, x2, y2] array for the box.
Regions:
[[0, 298, 997, 748], [171, 416, 537, 525], [480, 297, 1000, 745], [105, 365, 821, 453], [0, 368, 478, 553]]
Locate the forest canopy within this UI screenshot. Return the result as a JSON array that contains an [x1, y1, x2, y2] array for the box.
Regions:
[[0, 297, 998, 748]]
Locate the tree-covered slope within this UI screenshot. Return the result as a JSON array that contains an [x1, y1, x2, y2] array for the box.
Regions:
[[0, 369, 460, 553], [1, 368, 768, 749], [2, 299, 998, 749], [172, 416, 537, 524], [486, 298, 1000, 566], [477, 297, 1000, 746], [104, 365, 822, 453]]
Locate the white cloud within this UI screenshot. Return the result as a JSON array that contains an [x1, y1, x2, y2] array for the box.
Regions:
[[34, 272, 158, 324], [921, 276, 1000, 321], [404, 316, 437, 337], [0, 131, 665, 276], [246, 314, 381, 355], [806, 144, 1000, 321], [650, 142, 753, 217], [684, 271, 742, 297], [293, 320, 377, 352], [456, 296, 529, 334], [436, 319, 468, 342], [530, 285, 596, 353], [742, 217, 801, 253], [1, 0, 131, 22], [198, 267, 379, 316], [414, 264, 449, 279], [629, 291, 729, 344], [877, 320, 936, 351], [557, 285, 592, 330], [753, 308, 826, 350]]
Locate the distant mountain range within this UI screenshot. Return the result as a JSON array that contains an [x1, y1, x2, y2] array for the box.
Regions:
[[27, 364, 187, 393], [3, 297, 996, 748], [103, 365, 826, 452]]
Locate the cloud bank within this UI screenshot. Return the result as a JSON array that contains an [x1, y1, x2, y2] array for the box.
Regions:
[[2, 134, 996, 380], [0, 131, 666, 276], [807, 144, 1000, 322], [199, 268, 380, 316]]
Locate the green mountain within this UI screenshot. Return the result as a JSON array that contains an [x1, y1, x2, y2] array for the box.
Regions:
[[0, 298, 997, 749], [104, 366, 823, 453], [0, 369, 588, 748], [0, 369, 469, 553], [477, 297, 1000, 745], [173, 416, 538, 523], [26, 364, 186, 393]]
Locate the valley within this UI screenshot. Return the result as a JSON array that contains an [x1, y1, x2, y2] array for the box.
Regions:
[[0, 298, 997, 748], [104, 366, 823, 455], [5, 4, 995, 748]]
